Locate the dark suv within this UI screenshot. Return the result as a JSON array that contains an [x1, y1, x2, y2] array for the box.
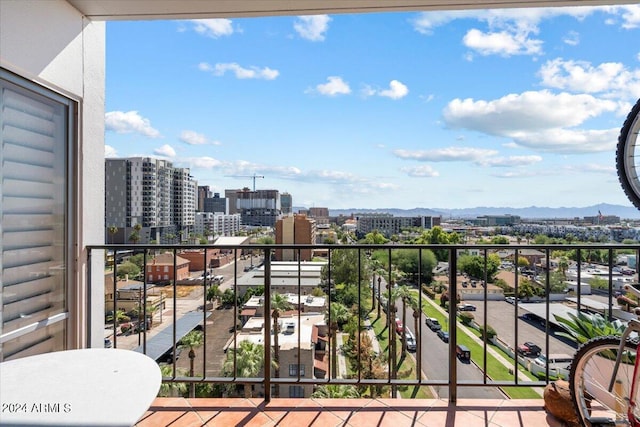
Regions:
[[517, 341, 542, 357]]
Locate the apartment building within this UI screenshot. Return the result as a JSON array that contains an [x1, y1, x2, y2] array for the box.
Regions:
[[194, 212, 241, 238], [105, 157, 197, 244], [275, 214, 317, 261], [356, 214, 442, 238], [225, 313, 325, 398], [197, 185, 211, 212]]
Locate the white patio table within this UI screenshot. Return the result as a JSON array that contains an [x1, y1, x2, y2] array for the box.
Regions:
[[0, 348, 161, 426]]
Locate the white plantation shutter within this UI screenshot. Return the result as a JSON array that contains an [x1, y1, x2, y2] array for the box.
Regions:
[[1, 70, 73, 361]]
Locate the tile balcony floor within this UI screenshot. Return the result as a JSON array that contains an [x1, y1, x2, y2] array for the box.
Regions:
[[135, 397, 565, 427]]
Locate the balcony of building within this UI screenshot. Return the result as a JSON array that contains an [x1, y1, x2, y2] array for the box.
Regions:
[[87, 242, 640, 427]]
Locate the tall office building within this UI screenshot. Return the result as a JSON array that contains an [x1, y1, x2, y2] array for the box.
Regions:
[[281, 192, 293, 215], [197, 185, 211, 212], [275, 214, 316, 261], [105, 157, 197, 243], [225, 189, 241, 215], [204, 193, 228, 214]]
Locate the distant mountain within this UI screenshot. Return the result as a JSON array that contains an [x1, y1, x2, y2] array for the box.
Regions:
[[323, 203, 640, 220]]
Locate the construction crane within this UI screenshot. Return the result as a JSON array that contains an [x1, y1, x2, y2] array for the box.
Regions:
[[226, 174, 264, 191]]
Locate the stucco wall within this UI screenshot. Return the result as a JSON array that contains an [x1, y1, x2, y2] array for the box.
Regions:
[[1, 0, 106, 349]]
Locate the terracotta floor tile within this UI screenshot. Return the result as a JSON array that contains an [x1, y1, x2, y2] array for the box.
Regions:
[[135, 397, 567, 427]]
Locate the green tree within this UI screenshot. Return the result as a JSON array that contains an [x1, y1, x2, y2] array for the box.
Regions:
[[326, 303, 350, 378], [221, 288, 236, 307], [158, 364, 188, 397], [116, 261, 140, 280], [271, 292, 292, 397], [391, 249, 437, 285], [362, 230, 389, 244], [311, 385, 360, 398], [458, 253, 501, 281], [396, 285, 416, 354], [221, 340, 266, 398], [321, 249, 368, 291], [180, 330, 204, 398], [206, 285, 221, 307], [107, 226, 118, 244]]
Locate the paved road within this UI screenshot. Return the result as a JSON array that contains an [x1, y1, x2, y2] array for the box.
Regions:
[[405, 304, 505, 399]]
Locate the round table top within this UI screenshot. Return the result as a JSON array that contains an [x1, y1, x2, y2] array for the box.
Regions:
[[0, 348, 161, 426]]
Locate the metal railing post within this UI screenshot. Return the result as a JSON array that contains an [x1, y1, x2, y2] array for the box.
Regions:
[[264, 248, 272, 402], [448, 248, 457, 403]]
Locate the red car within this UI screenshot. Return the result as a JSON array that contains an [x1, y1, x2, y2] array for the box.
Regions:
[[517, 341, 542, 357], [395, 319, 404, 334]]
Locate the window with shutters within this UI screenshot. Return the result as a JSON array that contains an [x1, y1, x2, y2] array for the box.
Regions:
[[0, 69, 75, 361]]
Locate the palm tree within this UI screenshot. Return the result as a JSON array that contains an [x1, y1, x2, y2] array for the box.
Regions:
[[271, 292, 292, 397], [311, 384, 360, 398], [558, 256, 569, 280], [221, 340, 267, 398], [180, 330, 204, 398], [396, 285, 414, 354], [158, 364, 188, 397], [326, 302, 349, 378], [107, 226, 118, 244]]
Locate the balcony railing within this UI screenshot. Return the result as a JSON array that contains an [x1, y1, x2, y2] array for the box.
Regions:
[[87, 242, 640, 403]]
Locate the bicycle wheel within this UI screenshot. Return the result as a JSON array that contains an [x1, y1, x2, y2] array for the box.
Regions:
[[570, 336, 639, 427], [616, 98, 640, 209]]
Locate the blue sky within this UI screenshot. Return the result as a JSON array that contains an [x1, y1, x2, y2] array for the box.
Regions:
[[105, 5, 640, 210]]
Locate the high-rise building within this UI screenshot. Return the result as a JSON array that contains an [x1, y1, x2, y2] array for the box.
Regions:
[[204, 193, 228, 214], [308, 207, 329, 226], [235, 188, 282, 227], [275, 214, 316, 261], [281, 192, 293, 215], [225, 189, 242, 215], [105, 157, 197, 243], [197, 185, 211, 212]]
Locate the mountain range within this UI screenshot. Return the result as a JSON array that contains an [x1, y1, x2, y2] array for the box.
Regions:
[[319, 203, 640, 220]]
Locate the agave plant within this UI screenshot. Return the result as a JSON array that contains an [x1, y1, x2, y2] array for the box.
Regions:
[[554, 311, 625, 345]]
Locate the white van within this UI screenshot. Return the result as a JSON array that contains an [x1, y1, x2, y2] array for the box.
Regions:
[[533, 354, 573, 369], [212, 275, 224, 284]]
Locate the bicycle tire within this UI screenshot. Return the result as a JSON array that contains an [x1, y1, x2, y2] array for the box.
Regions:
[[569, 336, 638, 427], [616, 98, 640, 209]]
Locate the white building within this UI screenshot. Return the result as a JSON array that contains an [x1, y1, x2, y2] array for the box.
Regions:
[[194, 212, 241, 238]]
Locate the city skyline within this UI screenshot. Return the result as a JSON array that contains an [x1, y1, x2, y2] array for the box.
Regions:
[[105, 5, 640, 210]]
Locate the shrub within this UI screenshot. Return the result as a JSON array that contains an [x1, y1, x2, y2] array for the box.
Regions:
[[479, 324, 497, 341], [459, 312, 474, 325]]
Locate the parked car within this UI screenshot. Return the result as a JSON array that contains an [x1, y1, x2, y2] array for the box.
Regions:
[[517, 341, 542, 357], [405, 336, 417, 352], [436, 330, 449, 343], [505, 296, 516, 304], [395, 318, 404, 334], [425, 317, 441, 331], [457, 303, 476, 311]]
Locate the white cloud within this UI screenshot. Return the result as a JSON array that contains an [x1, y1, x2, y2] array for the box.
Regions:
[[538, 58, 640, 100], [475, 155, 542, 167], [376, 80, 410, 100], [154, 144, 176, 158], [189, 19, 234, 38], [105, 111, 161, 138], [411, 7, 640, 57], [179, 130, 220, 146], [185, 156, 224, 169], [402, 165, 440, 177], [442, 90, 619, 153], [105, 145, 117, 157], [563, 31, 580, 46], [313, 76, 351, 96], [463, 28, 543, 56], [294, 15, 331, 41], [394, 147, 498, 162], [200, 62, 279, 80]]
